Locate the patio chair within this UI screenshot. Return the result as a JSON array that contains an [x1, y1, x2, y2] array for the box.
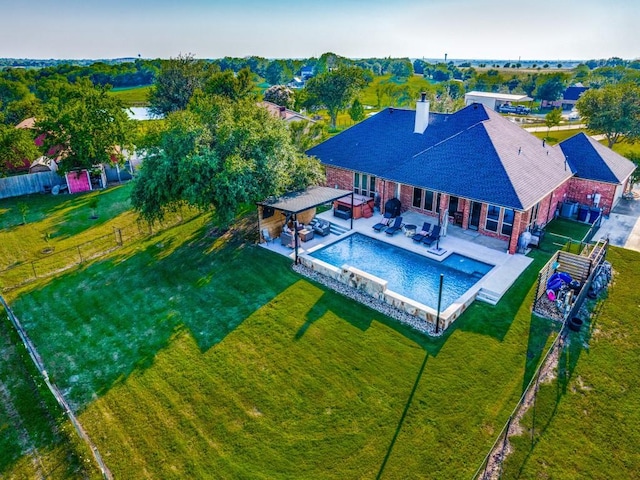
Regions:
[[280, 231, 294, 248], [261, 228, 273, 244], [421, 225, 441, 246], [412, 222, 433, 243], [312, 219, 331, 236], [385, 216, 404, 236], [372, 212, 393, 232]]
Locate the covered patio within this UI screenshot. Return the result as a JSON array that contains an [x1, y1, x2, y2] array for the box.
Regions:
[[256, 186, 354, 263]]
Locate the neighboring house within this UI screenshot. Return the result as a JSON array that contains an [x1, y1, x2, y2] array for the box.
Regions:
[[259, 101, 315, 123], [541, 85, 589, 110], [286, 77, 305, 89], [464, 91, 532, 111], [300, 65, 315, 80], [307, 96, 635, 254]]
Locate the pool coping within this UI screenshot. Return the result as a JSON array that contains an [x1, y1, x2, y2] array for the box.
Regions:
[[299, 230, 492, 332]]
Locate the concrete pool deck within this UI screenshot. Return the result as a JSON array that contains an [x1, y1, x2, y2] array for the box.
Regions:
[[259, 209, 533, 310]]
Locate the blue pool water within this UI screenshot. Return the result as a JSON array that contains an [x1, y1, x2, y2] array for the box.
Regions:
[[310, 233, 494, 310]]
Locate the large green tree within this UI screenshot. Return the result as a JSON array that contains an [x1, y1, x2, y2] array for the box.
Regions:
[[0, 124, 40, 176], [36, 80, 133, 174], [131, 95, 323, 225], [203, 68, 254, 101], [304, 66, 369, 128], [576, 82, 640, 147], [147, 53, 213, 117]]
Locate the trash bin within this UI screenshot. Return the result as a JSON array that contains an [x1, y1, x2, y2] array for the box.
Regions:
[[560, 201, 578, 218], [588, 208, 601, 224], [577, 205, 589, 222]]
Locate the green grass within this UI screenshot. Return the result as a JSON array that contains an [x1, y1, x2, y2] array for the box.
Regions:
[[0, 184, 137, 273], [0, 189, 567, 478], [4, 191, 636, 478], [108, 85, 152, 107], [502, 246, 640, 479]]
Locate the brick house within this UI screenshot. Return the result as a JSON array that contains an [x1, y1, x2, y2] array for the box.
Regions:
[[306, 96, 635, 254]]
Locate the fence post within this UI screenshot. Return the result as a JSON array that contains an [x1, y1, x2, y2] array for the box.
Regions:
[[31, 261, 37, 279], [77, 246, 83, 264]]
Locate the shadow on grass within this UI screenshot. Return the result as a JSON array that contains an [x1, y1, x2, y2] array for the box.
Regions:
[[9, 221, 304, 409], [522, 314, 561, 392], [376, 352, 429, 480]]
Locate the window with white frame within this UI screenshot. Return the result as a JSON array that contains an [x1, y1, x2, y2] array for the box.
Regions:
[[501, 209, 514, 236], [486, 204, 500, 232], [412, 187, 423, 208], [424, 190, 440, 212], [354, 172, 376, 198]]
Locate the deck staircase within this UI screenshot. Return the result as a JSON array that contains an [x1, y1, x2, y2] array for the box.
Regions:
[[329, 221, 349, 237], [476, 288, 502, 305], [361, 203, 374, 218]]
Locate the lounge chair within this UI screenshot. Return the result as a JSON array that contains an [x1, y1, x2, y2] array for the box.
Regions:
[[372, 212, 392, 232], [421, 225, 441, 246], [385, 216, 404, 236], [412, 222, 433, 243]]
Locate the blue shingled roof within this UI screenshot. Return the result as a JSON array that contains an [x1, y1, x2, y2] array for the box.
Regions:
[[307, 103, 572, 210], [560, 132, 633, 183], [563, 86, 588, 101]]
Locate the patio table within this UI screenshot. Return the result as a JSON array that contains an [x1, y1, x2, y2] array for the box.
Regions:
[[403, 224, 417, 237]]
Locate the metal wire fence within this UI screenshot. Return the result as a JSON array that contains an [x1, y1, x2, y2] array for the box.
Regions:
[[472, 240, 609, 479], [0, 209, 200, 292]]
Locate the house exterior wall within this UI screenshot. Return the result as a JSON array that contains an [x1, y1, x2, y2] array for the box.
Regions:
[[566, 177, 617, 215], [326, 166, 353, 190]]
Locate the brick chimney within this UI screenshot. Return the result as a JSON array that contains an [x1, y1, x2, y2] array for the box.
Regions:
[[414, 92, 430, 134]]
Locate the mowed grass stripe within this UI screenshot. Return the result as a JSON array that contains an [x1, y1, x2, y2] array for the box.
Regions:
[[78, 280, 426, 479]]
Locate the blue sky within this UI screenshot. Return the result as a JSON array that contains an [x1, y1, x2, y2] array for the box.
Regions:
[[2, 0, 637, 60]]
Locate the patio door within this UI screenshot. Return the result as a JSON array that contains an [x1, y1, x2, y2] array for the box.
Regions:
[[468, 201, 482, 230]]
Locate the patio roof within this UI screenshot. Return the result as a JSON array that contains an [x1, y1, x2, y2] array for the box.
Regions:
[[257, 186, 353, 214]]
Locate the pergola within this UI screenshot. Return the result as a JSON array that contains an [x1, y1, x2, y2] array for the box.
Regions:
[[257, 186, 354, 263]]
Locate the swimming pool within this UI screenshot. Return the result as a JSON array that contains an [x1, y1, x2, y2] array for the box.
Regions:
[[309, 233, 493, 311]]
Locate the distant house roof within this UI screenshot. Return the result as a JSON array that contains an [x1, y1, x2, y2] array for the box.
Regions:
[[563, 86, 589, 102], [15, 117, 36, 129], [307, 103, 571, 211], [259, 101, 314, 123], [465, 91, 533, 102], [560, 133, 635, 184]]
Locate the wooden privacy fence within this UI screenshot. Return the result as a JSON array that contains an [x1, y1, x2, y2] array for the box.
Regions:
[[0, 171, 64, 199]]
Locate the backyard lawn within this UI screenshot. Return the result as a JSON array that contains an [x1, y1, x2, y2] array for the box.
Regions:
[[0, 190, 636, 478]]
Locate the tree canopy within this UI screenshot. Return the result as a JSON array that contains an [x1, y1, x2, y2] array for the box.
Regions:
[[263, 85, 295, 109], [131, 94, 324, 226], [147, 53, 213, 117], [0, 124, 40, 177], [545, 108, 563, 137], [576, 82, 640, 147], [304, 67, 369, 128], [35, 79, 133, 174]]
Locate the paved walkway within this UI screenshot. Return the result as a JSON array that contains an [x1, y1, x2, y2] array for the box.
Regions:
[[594, 190, 640, 252]]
